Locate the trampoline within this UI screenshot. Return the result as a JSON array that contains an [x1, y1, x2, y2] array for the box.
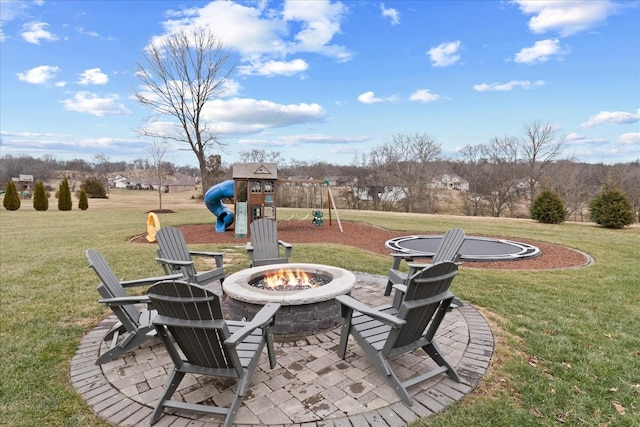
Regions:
[[385, 235, 541, 262]]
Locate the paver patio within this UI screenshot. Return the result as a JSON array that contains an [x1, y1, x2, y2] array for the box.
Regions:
[[71, 272, 494, 426]]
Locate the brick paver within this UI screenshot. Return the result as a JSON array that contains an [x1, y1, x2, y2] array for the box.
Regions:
[[71, 273, 494, 426]]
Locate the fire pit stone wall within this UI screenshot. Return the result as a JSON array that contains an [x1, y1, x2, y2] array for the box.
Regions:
[[223, 263, 356, 337]]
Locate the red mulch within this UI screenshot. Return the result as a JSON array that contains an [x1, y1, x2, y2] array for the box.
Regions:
[[134, 220, 590, 270]]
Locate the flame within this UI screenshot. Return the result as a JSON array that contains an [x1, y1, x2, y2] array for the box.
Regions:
[[262, 268, 316, 289]]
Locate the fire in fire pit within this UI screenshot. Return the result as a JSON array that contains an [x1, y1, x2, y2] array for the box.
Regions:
[[250, 268, 331, 291]]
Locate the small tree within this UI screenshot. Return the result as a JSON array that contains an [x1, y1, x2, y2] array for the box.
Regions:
[[530, 185, 567, 224], [81, 177, 108, 198], [78, 189, 89, 210], [3, 180, 20, 210], [589, 179, 635, 229], [58, 178, 73, 211], [32, 180, 49, 211]]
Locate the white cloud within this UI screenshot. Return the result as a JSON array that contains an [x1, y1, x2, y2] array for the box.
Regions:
[[581, 109, 640, 127], [618, 132, 640, 145], [220, 79, 241, 97], [21, 21, 57, 44], [473, 80, 545, 92], [427, 41, 461, 67], [357, 91, 384, 104], [156, 0, 352, 77], [62, 91, 132, 116], [238, 58, 309, 77], [409, 89, 442, 102], [513, 0, 616, 37], [514, 39, 568, 64], [16, 65, 60, 84], [238, 133, 368, 148], [201, 97, 326, 135], [381, 4, 400, 25], [77, 68, 109, 85]]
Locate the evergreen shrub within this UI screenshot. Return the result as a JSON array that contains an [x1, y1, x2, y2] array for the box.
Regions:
[[530, 186, 567, 224], [81, 177, 108, 198], [58, 178, 72, 211], [33, 180, 49, 211], [589, 181, 635, 229], [78, 189, 89, 210], [3, 180, 21, 210]]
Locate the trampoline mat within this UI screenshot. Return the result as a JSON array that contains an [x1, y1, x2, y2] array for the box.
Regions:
[[385, 235, 541, 262]]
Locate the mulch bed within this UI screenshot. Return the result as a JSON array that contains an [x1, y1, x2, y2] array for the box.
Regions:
[[134, 220, 591, 270]]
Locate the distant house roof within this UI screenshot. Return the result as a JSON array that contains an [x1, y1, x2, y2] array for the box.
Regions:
[[232, 163, 278, 180], [12, 174, 34, 182]]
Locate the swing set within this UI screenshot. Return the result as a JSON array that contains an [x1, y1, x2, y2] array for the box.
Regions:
[[279, 178, 343, 232]]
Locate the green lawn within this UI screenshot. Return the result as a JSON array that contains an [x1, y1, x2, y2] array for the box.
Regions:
[[1, 190, 638, 426]]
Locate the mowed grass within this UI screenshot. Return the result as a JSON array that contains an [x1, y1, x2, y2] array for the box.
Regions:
[[1, 189, 638, 427]]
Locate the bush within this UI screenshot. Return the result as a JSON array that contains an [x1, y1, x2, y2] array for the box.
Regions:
[[80, 177, 108, 199], [58, 178, 72, 211], [589, 181, 635, 229], [32, 180, 49, 211], [78, 189, 89, 210], [530, 186, 567, 224], [3, 180, 21, 210]]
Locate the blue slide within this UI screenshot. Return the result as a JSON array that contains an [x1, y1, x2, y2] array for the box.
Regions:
[[204, 180, 235, 232]]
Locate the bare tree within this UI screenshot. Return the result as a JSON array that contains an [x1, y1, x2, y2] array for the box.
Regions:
[[352, 149, 388, 210], [381, 133, 441, 212], [149, 138, 169, 210], [457, 144, 486, 216], [481, 137, 521, 217], [520, 121, 567, 205], [133, 27, 234, 193], [239, 149, 282, 165]]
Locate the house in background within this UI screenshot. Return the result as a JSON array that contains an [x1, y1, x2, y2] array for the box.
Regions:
[[430, 174, 469, 191], [12, 174, 34, 191]]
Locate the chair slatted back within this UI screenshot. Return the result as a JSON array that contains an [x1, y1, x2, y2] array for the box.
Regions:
[[249, 219, 280, 261], [385, 261, 458, 354], [156, 227, 198, 279], [432, 228, 466, 264], [147, 281, 241, 374], [86, 249, 140, 328]]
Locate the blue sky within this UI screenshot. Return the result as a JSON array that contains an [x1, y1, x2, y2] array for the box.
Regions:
[[1, 0, 639, 167]]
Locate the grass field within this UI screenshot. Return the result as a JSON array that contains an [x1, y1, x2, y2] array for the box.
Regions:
[[1, 189, 638, 426]]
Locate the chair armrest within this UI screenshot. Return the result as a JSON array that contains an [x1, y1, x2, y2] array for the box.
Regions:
[[401, 291, 455, 311], [225, 303, 281, 345], [155, 257, 194, 267], [389, 252, 432, 269], [189, 251, 224, 268], [152, 316, 227, 329], [278, 240, 292, 249], [245, 243, 255, 262], [392, 284, 407, 295], [98, 295, 150, 306], [278, 240, 293, 258], [335, 295, 405, 327], [120, 273, 183, 288]]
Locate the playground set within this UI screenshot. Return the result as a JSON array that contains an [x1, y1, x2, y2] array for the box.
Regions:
[[203, 163, 341, 237]]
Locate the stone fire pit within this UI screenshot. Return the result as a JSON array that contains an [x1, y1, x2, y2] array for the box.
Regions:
[[222, 263, 356, 337]]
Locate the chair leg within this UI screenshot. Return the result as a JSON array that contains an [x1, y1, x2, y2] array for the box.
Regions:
[[422, 341, 460, 383], [150, 369, 185, 425], [376, 353, 412, 406], [337, 307, 354, 359]]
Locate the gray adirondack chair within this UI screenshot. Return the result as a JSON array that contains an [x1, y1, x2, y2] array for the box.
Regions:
[[147, 280, 280, 427], [155, 226, 225, 287], [385, 227, 465, 296], [245, 218, 293, 267], [85, 249, 182, 365], [336, 261, 461, 406]]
